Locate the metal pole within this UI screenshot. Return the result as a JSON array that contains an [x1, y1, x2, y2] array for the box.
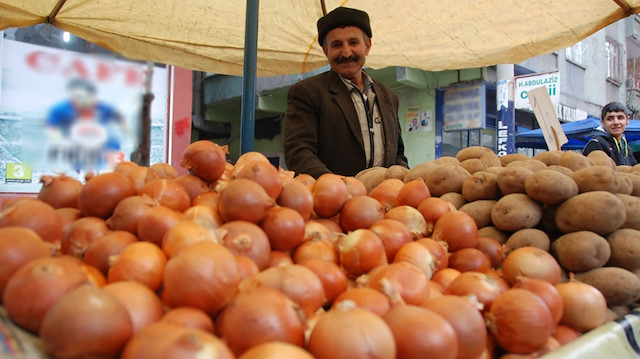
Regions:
[[240, 0, 259, 154]]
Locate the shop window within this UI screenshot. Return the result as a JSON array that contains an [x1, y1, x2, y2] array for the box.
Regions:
[[565, 41, 584, 66], [606, 37, 623, 85]]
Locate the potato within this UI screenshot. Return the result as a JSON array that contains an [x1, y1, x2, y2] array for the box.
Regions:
[[478, 226, 509, 244], [558, 151, 594, 172], [571, 165, 620, 193], [459, 158, 489, 174], [438, 192, 466, 209], [616, 194, 640, 230], [533, 151, 563, 166], [546, 165, 574, 177], [539, 204, 561, 235], [434, 156, 461, 166], [574, 267, 640, 307], [505, 228, 550, 251], [607, 228, 640, 270], [496, 166, 532, 195], [356, 167, 387, 193], [385, 165, 410, 180], [403, 161, 440, 183], [424, 164, 470, 196], [524, 169, 578, 205], [616, 173, 634, 195], [499, 153, 530, 167], [550, 231, 610, 272], [505, 159, 547, 172], [483, 167, 504, 176], [459, 200, 497, 229], [586, 150, 616, 168], [461, 171, 500, 202], [455, 146, 501, 168], [631, 163, 640, 176], [619, 172, 640, 196], [616, 165, 633, 173], [555, 191, 626, 235], [491, 193, 543, 232]]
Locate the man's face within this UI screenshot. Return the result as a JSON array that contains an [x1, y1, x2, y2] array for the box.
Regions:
[[322, 26, 371, 82], [601, 110, 629, 140], [69, 87, 96, 109]]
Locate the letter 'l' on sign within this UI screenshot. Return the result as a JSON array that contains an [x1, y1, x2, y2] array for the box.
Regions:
[[527, 86, 568, 151]]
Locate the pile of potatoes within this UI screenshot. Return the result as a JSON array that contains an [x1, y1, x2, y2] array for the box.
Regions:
[[358, 146, 640, 315]]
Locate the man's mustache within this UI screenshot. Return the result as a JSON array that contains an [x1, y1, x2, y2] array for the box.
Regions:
[[336, 56, 359, 63]]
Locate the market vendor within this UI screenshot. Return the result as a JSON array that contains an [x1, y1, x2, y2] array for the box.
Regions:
[[283, 7, 408, 178], [582, 101, 637, 166]]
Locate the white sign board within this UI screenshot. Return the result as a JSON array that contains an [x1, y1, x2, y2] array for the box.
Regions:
[[515, 71, 560, 111], [528, 86, 568, 151]]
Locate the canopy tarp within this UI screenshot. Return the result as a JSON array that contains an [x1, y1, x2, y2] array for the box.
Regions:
[[515, 118, 640, 150], [1, 0, 640, 77]]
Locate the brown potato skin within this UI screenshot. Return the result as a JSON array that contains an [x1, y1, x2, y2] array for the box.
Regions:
[[461, 171, 500, 202], [459, 200, 497, 229], [505, 228, 550, 252], [571, 165, 620, 194], [497, 166, 532, 195], [607, 228, 640, 270], [490, 193, 543, 232], [551, 231, 611, 272], [554, 191, 626, 235], [525, 169, 578, 205], [575, 267, 640, 307]]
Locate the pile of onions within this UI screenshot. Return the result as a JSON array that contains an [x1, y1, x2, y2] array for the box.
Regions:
[[161, 307, 215, 333], [220, 220, 271, 270], [501, 246, 562, 286], [369, 262, 430, 306], [556, 279, 608, 332], [2, 257, 89, 332], [37, 174, 83, 209], [0, 226, 51, 298], [161, 220, 221, 258], [311, 173, 350, 218], [107, 241, 167, 291], [486, 288, 555, 354], [163, 241, 239, 316], [448, 248, 491, 273], [218, 178, 275, 223], [397, 178, 431, 208], [260, 206, 306, 251], [234, 160, 283, 199], [431, 210, 478, 251], [0, 198, 64, 245], [512, 276, 563, 324], [83, 231, 138, 276], [102, 281, 164, 333], [417, 197, 454, 236], [61, 216, 110, 258], [336, 229, 387, 279], [444, 271, 509, 312], [174, 174, 210, 201], [219, 286, 306, 356], [369, 219, 413, 262], [138, 179, 191, 212], [277, 179, 314, 220], [238, 341, 315, 359], [298, 258, 348, 305], [106, 195, 154, 235], [369, 178, 403, 211], [293, 237, 337, 264], [332, 287, 391, 317], [384, 205, 427, 239], [393, 241, 438, 278], [183, 204, 223, 229], [416, 237, 449, 271], [383, 304, 458, 359], [78, 172, 135, 218], [136, 206, 184, 246], [339, 195, 385, 232], [308, 300, 396, 359], [180, 140, 228, 182], [39, 284, 133, 359]]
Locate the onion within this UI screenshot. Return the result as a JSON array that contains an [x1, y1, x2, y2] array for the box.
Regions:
[[551, 324, 581, 345], [181, 140, 228, 182], [191, 191, 219, 207], [235, 255, 260, 280], [138, 179, 191, 212], [183, 204, 223, 229], [238, 341, 315, 359], [232, 151, 271, 175], [106, 195, 154, 235], [37, 174, 82, 209], [556, 279, 607, 332], [260, 206, 306, 251], [234, 160, 283, 199], [427, 280, 444, 299], [113, 161, 139, 176], [448, 248, 491, 273], [218, 178, 275, 224], [78, 172, 135, 218], [293, 237, 338, 264], [343, 176, 367, 197], [174, 174, 210, 201], [56, 207, 81, 236], [277, 178, 314, 220], [2, 257, 89, 332], [432, 210, 478, 251], [0, 198, 63, 245], [369, 219, 413, 262], [108, 241, 167, 291], [332, 287, 391, 316], [423, 295, 487, 359], [416, 237, 449, 271], [476, 236, 508, 268], [220, 220, 271, 270], [295, 173, 316, 187], [397, 178, 431, 208], [149, 162, 178, 179], [384, 205, 427, 239], [161, 220, 222, 258], [369, 178, 404, 211], [337, 229, 388, 279], [127, 166, 158, 192], [270, 250, 294, 267], [340, 195, 385, 232], [137, 205, 184, 246], [486, 288, 555, 354], [383, 304, 457, 359], [80, 263, 107, 287], [370, 262, 430, 306], [513, 276, 563, 324], [314, 218, 344, 234], [299, 258, 349, 305], [308, 301, 396, 359], [0, 226, 51, 299], [161, 307, 215, 333], [61, 216, 110, 259], [312, 173, 350, 218], [393, 241, 438, 279], [39, 284, 133, 359], [219, 286, 306, 356], [417, 197, 455, 236], [84, 231, 139, 276], [240, 264, 326, 318], [502, 246, 562, 285], [103, 281, 164, 333], [431, 268, 461, 292], [163, 241, 239, 316], [445, 271, 509, 312]]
